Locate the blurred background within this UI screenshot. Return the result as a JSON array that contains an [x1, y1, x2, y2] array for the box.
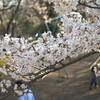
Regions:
[[0, 0, 60, 39]]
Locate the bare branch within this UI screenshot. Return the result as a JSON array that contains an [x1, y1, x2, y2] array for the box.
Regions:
[[78, 0, 100, 9], [0, 91, 14, 100], [79, 3, 100, 9], [0, 5, 15, 11]]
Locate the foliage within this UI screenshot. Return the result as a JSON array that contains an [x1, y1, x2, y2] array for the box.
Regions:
[[0, 0, 100, 98]]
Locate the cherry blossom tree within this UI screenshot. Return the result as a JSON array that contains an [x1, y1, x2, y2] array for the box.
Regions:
[[0, 0, 100, 99]]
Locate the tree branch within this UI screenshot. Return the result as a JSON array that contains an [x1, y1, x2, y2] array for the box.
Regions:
[[79, 3, 100, 9], [29, 51, 99, 83], [0, 5, 15, 11], [0, 51, 99, 100], [0, 91, 14, 100]]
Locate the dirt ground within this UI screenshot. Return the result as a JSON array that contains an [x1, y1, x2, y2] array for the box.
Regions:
[[1, 53, 100, 100]]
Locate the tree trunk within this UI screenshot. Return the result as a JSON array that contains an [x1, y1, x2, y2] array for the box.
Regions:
[[6, 0, 22, 35]]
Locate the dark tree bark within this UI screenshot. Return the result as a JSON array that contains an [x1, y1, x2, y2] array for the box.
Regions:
[[6, 0, 22, 35], [0, 16, 5, 36]]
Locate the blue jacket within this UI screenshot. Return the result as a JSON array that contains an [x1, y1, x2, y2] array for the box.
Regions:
[[17, 89, 35, 100]]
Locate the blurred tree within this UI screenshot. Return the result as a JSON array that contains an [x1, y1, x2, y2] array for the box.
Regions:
[[0, 0, 57, 37]]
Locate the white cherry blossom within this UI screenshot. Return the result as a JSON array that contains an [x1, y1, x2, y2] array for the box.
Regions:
[[0, 0, 100, 93]]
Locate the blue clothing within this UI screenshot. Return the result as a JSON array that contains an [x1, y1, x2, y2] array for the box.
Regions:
[[91, 79, 96, 83], [17, 89, 35, 100]]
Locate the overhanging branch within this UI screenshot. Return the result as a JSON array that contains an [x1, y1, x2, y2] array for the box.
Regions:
[[30, 51, 99, 83], [0, 51, 99, 100]]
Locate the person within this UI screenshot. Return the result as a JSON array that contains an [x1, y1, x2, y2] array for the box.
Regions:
[[15, 80, 35, 100], [89, 66, 98, 90]]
